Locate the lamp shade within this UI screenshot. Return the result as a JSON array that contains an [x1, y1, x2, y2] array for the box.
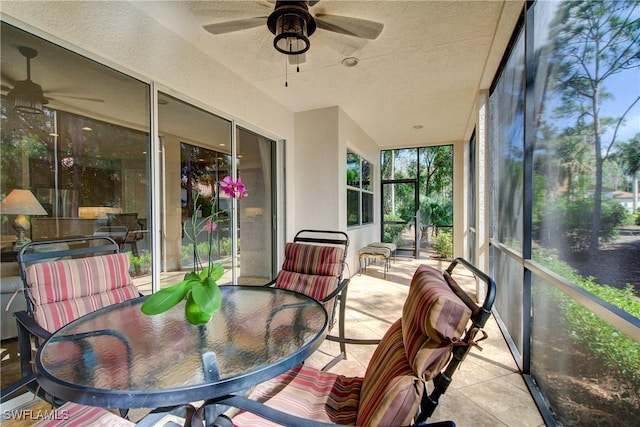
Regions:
[[1, 189, 48, 215]]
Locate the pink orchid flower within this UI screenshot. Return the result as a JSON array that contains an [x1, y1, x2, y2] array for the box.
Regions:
[[220, 176, 248, 200], [203, 218, 217, 232]]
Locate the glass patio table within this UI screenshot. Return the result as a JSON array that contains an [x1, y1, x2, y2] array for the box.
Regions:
[[35, 285, 329, 410]]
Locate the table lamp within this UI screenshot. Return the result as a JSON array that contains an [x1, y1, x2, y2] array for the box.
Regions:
[[1, 189, 48, 248]]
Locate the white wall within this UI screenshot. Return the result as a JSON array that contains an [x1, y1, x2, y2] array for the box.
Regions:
[[293, 107, 340, 232], [293, 106, 380, 277]]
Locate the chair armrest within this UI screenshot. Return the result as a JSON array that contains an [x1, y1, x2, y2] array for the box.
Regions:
[[325, 335, 381, 346], [319, 278, 349, 304], [15, 310, 51, 341], [262, 278, 277, 288], [14, 311, 52, 386]]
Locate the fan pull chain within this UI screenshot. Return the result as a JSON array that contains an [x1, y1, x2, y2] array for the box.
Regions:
[[285, 56, 288, 87]]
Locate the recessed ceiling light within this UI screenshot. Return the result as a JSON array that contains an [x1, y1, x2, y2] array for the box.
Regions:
[[413, 124, 424, 129], [82, 127, 92, 131], [342, 57, 359, 67]]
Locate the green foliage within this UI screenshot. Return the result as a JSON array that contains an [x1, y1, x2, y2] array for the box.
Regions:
[[533, 248, 640, 388], [219, 237, 234, 255], [549, 0, 640, 255], [420, 195, 453, 228], [383, 213, 405, 244], [431, 229, 453, 259], [180, 237, 236, 262], [129, 250, 152, 271], [181, 242, 215, 262], [539, 197, 627, 252], [141, 263, 224, 325], [635, 211, 640, 226]]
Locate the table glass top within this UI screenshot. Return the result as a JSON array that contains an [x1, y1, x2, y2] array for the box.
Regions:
[[37, 285, 327, 406]]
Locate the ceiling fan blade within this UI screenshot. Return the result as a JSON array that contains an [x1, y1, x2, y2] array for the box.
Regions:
[[1, 72, 17, 87], [1, 84, 12, 93], [203, 16, 268, 35], [47, 94, 105, 103], [315, 14, 384, 40]]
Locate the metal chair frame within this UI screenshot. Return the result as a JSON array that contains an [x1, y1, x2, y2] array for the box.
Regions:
[[264, 229, 351, 365], [1, 236, 136, 411]]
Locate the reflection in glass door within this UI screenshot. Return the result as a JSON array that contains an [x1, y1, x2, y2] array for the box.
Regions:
[[179, 143, 232, 278], [236, 127, 275, 285], [157, 94, 277, 287]]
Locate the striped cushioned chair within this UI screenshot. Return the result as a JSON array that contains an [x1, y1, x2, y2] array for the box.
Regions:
[[0, 237, 140, 425], [25, 252, 140, 332], [266, 230, 350, 363], [275, 241, 344, 321], [223, 259, 495, 426]]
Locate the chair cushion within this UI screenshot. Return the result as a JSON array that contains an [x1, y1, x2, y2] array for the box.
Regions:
[[32, 401, 134, 426], [402, 264, 472, 379], [357, 265, 472, 426], [232, 364, 362, 426], [358, 246, 391, 258], [275, 243, 344, 316], [275, 271, 339, 302], [357, 319, 422, 426], [25, 253, 139, 332], [280, 243, 344, 278]]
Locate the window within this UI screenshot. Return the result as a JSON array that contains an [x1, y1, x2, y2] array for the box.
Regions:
[[347, 150, 373, 227], [1, 22, 151, 277], [488, 2, 640, 424]]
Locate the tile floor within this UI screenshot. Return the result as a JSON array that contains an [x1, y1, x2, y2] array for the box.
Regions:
[[1, 257, 545, 426]]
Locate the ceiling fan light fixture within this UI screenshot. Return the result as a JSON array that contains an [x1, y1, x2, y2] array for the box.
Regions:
[[268, 1, 316, 56], [9, 47, 48, 114], [273, 13, 309, 55], [9, 80, 47, 114], [13, 92, 43, 114]]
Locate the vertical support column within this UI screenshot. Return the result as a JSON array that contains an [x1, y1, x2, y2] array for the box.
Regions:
[[476, 89, 491, 302]]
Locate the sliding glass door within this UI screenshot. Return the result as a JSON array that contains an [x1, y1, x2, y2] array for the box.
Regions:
[[156, 92, 277, 287], [236, 126, 275, 285]]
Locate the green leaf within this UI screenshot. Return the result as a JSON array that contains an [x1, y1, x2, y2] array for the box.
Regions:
[[191, 277, 222, 314], [185, 291, 212, 325], [141, 281, 189, 315], [200, 263, 224, 281], [184, 271, 200, 281]]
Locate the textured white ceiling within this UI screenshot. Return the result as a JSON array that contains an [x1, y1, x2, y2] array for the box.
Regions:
[[1, 1, 523, 148], [132, 0, 523, 148]]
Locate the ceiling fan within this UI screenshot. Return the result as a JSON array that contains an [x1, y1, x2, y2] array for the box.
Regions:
[[1, 46, 104, 114], [202, 0, 384, 60]]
